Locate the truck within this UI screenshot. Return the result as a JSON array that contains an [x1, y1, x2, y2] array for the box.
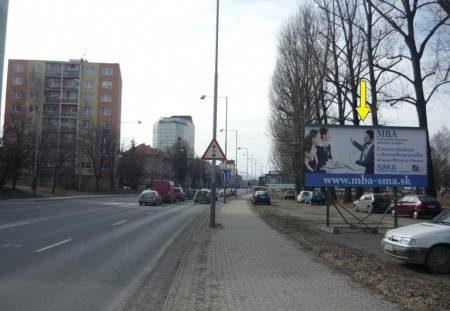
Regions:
[[150, 180, 175, 203]]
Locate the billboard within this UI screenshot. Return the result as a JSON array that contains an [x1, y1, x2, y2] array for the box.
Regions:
[[304, 125, 427, 187]]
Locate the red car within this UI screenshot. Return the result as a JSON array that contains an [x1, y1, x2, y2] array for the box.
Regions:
[[391, 195, 442, 219], [150, 180, 175, 203]]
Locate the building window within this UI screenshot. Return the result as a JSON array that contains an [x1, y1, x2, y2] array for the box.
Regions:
[[46, 63, 62, 74], [11, 91, 23, 99], [100, 121, 112, 129], [102, 67, 113, 76], [62, 133, 75, 143], [44, 104, 58, 113], [83, 80, 95, 88], [101, 94, 112, 102], [29, 105, 38, 112], [83, 106, 92, 116], [81, 161, 92, 169], [61, 160, 73, 168], [12, 104, 21, 112], [82, 120, 91, 129], [45, 118, 58, 128], [84, 66, 96, 74], [101, 81, 112, 89], [83, 93, 96, 102], [100, 107, 112, 116], [13, 63, 24, 72], [12, 77, 24, 85], [31, 64, 43, 72], [61, 118, 76, 129]]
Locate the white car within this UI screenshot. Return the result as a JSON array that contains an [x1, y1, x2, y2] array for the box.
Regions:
[[381, 209, 450, 274], [297, 191, 312, 203]]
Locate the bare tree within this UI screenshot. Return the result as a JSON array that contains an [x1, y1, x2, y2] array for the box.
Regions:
[[431, 127, 450, 192], [79, 126, 117, 191], [269, 4, 329, 190], [1, 113, 32, 190], [367, 0, 450, 196]]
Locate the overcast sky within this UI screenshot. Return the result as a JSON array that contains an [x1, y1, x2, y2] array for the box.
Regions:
[[2, 0, 449, 177]]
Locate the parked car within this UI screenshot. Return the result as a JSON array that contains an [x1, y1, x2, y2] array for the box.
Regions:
[[353, 193, 391, 213], [185, 188, 197, 200], [138, 190, 162, 206], [391, 195, 442, 219], [297, 191, 312, 203], [381, 208, 450, 274], [252, 191, 271, 205], [251, 186, 267, 199], [174, 187, 185, 201], [150, 180, 175, 203], [193, 189, 218, 204], [283, 189, 296, 200], [304, 191, 326, 205]]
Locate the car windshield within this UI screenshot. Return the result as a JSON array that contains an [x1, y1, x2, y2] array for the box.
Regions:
[[418, 196, 437, 203], [430, 209, 450, 225], [373, 194, 390, 201], [255, 191, 268, 196]]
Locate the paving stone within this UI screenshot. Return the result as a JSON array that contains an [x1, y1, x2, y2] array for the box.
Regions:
[[162, 198, 401, 311]]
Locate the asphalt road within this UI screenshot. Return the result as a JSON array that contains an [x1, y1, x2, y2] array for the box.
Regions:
[[0, 195, 208, 311]]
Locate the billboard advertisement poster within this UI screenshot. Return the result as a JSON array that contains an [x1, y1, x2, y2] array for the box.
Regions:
[[304, 125, 427, 187]]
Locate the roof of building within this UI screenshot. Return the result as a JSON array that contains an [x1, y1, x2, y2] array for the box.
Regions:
[[135, 144, 163, 156]]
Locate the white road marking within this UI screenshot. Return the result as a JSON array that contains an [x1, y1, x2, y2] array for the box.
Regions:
[[112, 219, 128, 226], [0, 221, 31, 230], [35, 239, 72, 253], [146, 212, 154, 215]]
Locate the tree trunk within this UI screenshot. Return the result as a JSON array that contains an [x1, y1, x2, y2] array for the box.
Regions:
[[96, 175, 101, 192], [410, 48, 437, 197], [12, 172, 17, 190], [51, 165, 58, 194]]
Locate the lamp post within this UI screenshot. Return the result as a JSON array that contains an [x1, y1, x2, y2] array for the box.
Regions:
[[221, 129, 238, 196], [201, 95, 228, 204], [238, 147, 248, 192], [206, 0, 220, 227]]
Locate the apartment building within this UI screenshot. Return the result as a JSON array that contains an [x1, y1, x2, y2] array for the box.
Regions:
[[153, 115, 195, 153], [3, 59, 122, 190]]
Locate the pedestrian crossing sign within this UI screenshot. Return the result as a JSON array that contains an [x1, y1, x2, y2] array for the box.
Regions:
[[202, 138, 227, 161]]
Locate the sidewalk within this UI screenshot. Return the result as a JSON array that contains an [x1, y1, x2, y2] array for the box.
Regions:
[[162, 197, 400, 311]]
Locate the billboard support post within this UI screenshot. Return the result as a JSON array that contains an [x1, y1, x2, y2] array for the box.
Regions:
[[326, 188, 330, 227], [394, 187, 398, 228]]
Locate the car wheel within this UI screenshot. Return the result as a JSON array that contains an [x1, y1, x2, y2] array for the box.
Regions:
[[367, 205, 373, 213], [139, 202, 142, 206], [413, 210, 420, 219], [426, 246, 450, 274], [391, 209, 396, 217]]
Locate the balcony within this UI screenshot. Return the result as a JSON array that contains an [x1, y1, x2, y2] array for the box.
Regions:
[[45, 70, 62, 77], [63, 70, 80, 77], [46, 83, 61, 90]]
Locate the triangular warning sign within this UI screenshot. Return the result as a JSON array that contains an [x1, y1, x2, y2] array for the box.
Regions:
[[202, 138, 227, 160]]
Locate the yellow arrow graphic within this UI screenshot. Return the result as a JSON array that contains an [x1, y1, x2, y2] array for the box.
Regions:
[[356, 79, 371, 121]]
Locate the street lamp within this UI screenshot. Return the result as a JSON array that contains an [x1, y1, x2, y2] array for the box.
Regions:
[[201, 95, 228, 204], [221, 129, 238, 196], [238, 147, 249, 191], [205, 0, 220, 227]]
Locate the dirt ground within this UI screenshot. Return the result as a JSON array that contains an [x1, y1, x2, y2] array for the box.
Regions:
[[253, 199, 450, 311]]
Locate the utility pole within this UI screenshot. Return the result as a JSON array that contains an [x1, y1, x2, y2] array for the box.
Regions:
[[210, 0, 220, 227]]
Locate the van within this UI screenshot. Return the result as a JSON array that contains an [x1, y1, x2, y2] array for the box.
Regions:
[[150, 180, 175, 203]]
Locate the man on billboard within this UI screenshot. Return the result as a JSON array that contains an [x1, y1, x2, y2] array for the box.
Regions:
[[350, 130, 374, 174]]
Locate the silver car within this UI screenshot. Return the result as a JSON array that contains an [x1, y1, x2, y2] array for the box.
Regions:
[[139, 190, 162, 206]]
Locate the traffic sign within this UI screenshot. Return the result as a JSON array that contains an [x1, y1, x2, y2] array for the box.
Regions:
[[202, 138, 227, 160]]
